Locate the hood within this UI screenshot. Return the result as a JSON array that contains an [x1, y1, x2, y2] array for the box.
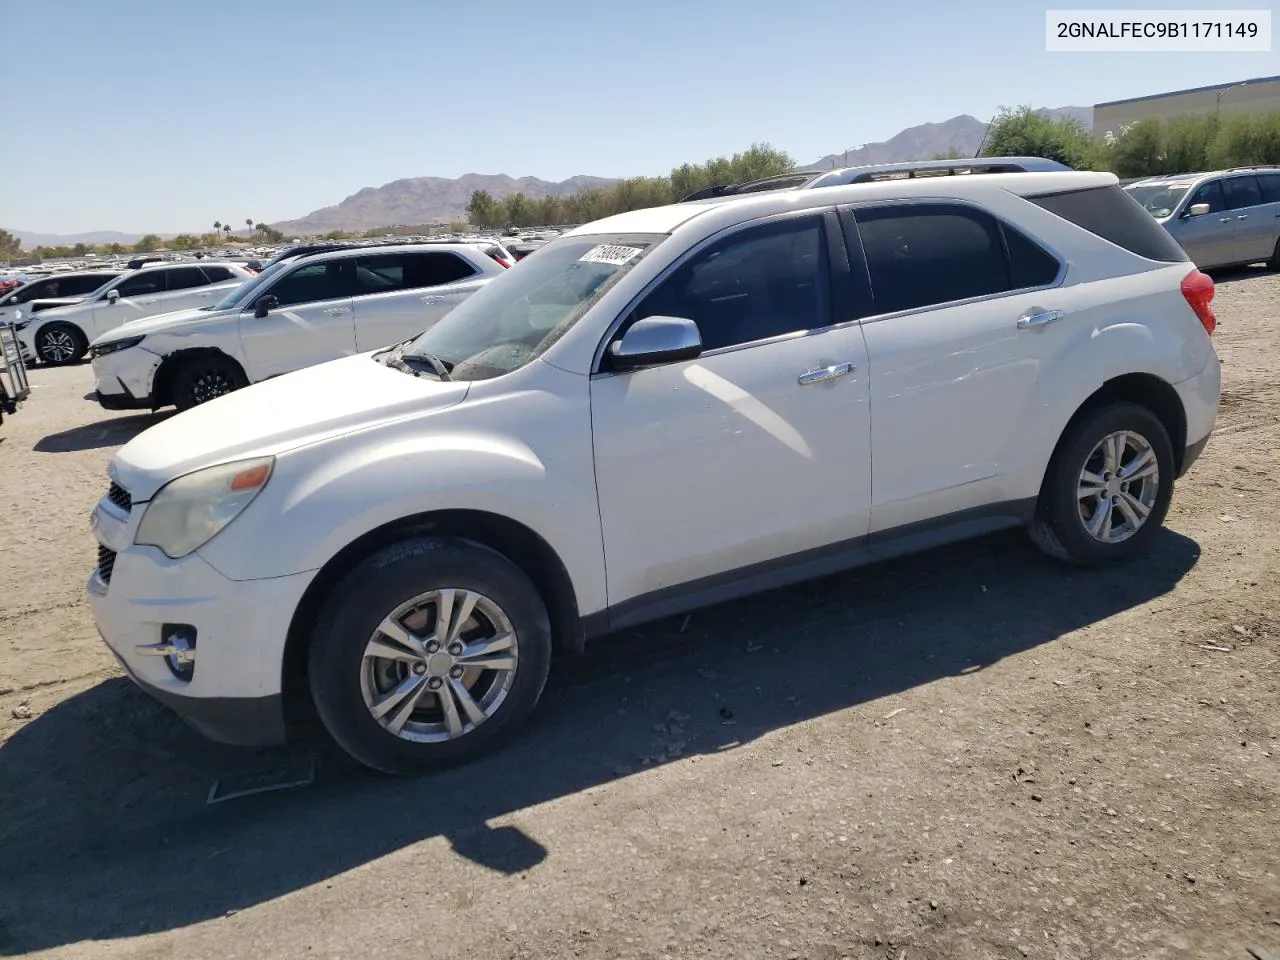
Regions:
[[90, 306, 228, 346], [111, 352, 470, 501]]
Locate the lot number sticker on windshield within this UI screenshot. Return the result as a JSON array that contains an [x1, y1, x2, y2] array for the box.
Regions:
[[578, 244, 644, 265]]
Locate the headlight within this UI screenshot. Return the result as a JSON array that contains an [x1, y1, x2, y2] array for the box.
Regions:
[[90, 335, 145, 358], [135, 457, 274, 559]]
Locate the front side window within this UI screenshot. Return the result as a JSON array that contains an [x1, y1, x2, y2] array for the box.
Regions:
[[11, 277, 60, 303], [855, 205, 1009, 314], [1187, 180, 1226, 214], [113, 272, 165, 297], [267, 261, 352, 308], [164, 266, 211, 291], [632, 215, 831, 351], [402, 233, 663, 381], [1222, 175, 1263, 210]]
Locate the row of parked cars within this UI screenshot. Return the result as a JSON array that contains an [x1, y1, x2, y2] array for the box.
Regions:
[[85, 157, 1224, 775]]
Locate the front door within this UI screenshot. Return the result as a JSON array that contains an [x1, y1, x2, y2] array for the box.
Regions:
[[590, 212, 873, 612], [237, 259, 358, 380], [1176, 180, 1234, 268]]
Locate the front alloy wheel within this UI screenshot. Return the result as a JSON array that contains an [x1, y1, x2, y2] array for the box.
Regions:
[[360, 589, 518, 742], [308, 537, 552, 774]]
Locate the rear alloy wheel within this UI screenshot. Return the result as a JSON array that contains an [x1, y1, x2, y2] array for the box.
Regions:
[[35, 323, 87, 366], [1028, 402, 1175, 565], [308, 537, 552, 774], [171, 356, 246, 411]]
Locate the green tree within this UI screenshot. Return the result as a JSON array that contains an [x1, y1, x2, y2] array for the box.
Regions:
[[72, 242, 88, 257], [103, 241, 127, 255], [466, 190, 497, 228], [981, 105, 1093, 169], [133, 234, 161, 253], [1105, 118, 1167, 178], [1208, 110, 1280, 168], [324, 229, 349, 240], [0, 228, 22, 257], [245, 218, 254, 236]]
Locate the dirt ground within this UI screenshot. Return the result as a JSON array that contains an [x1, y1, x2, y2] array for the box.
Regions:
[[0, 269, 1276, 960]]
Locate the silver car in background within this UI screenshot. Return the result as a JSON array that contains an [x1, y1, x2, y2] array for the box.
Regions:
[[1125, 166, 1280, 270]]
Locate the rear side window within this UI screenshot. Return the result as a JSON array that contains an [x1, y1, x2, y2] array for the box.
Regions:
[[854, 206, 1010, 314], [1003, 226, 1061, 288], [1260, 175, 1280, 204], [200, 266, 235, 282], [1222, 176, 1263, 210], [164, 267, 212, 291], [354, 252, 477, 294], [1027, 185, 1189, 262]]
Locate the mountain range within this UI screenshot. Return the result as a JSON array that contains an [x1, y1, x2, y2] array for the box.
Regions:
[[13, 106, 1093, 244]]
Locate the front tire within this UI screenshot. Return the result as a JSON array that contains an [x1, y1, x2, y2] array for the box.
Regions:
[[35, 323, 87, 366], [171, 355, 246, 411], [307, 537, 553, 775], [1029, 402, 1175, 566]]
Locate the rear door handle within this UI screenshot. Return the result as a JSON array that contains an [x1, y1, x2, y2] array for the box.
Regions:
[[323, 307, 350, 316], [141, 299, 158, 305], [798, 362, 856, 385], [1220, 217, 1232, 223], [1236, 215, 1249, 220], [421, 295, 445, 304], [1017, 307, 1065, 329]]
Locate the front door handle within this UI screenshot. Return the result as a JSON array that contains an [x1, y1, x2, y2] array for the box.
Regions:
[[323, 307, 351, 316], [1236, 215, 1249, 221], [421, 295, 445, 304], [1017, 307, 1065, 330], [1220, 217, 1232, 223], [141, 299, 158, 305], [798, 362, 856, 385]]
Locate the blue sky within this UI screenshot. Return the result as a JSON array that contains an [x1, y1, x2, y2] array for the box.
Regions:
[[2, 0, 1275, 235]]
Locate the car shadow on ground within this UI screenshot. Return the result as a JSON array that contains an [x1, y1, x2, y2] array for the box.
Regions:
[[33, 411, 174, 453], [0, 528, 1200, 952]]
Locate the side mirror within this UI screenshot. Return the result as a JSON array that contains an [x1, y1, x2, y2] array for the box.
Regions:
[[254, 294, 279, 319], [607, 315, 702, 372], [106, 289, 120, 304], [1184, 203, 1211, 218]]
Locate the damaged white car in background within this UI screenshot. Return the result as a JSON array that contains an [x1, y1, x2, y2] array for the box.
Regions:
[[88, 243, 505, 411]]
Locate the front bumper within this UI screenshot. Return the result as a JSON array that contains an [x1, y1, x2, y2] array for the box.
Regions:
[[91, 348, 160, 410], [88, 495, 315, 747]]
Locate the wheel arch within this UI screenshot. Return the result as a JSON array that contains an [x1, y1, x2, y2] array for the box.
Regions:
[[151, 347, 247, 408], [280, 509, 585, 727], [1040, 372, 1188, 503]]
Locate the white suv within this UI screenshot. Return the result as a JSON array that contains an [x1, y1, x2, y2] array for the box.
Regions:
[[87, 243, 504, 411], [19, 263, 253, 366], [88, 171, 1220, 774]]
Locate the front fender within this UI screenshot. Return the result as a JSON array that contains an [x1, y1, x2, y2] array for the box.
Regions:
[[198, 418, 606, 618]]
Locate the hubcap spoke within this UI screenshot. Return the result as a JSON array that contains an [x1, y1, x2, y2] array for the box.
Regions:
[[437, 683, 464, 737], [458, 631, 514, 662], [1103, 433, 1124, 475], [1086, 497, 1114, 539], [1078, 469, 1107, 500], [373, 617, 426, 657], [1117, 491, 1151, 525], [447, 677, 487, 728], [370, 673, 427, 722]]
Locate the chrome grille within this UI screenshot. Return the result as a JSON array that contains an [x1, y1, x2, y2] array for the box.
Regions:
[[97, 545, 117, 585], [106, 482, 132, 512]]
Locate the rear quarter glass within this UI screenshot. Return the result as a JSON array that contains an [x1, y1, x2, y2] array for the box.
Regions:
[[1028, 185, 1189, 262]]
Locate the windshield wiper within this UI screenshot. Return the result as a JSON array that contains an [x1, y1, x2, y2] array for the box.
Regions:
[[373, 340, 453, 381], [401, 351, 452, 382]]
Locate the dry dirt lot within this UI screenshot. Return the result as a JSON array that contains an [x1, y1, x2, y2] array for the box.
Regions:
[[0, 271, 1277, 960]]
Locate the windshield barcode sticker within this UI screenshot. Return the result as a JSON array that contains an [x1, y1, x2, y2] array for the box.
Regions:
[[578, 244, 644, 265]]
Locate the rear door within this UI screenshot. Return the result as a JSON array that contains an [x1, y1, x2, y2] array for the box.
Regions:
[[351, 251, 488, 351], [1173, 180, 1234, 267], [155, 266, 217, 314], [1221, 175, 1272, 264], [237, 258, 358, 379], [844, 200, 1070, 534], [1259, 173, 1280, 262]]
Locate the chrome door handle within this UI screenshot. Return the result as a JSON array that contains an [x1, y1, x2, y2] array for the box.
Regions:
[[1219, 217, 1232, 223], [798, 362, 856, 385], [322, 307, 351, 316], [1236, 215, 1249, 220], [141, 299, 157, 305], [1017, 307, 1064, 329], [421, 295, 444, 304]]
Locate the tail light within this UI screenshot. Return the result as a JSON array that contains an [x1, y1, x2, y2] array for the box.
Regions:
[[1181, 269, 1216, 336]]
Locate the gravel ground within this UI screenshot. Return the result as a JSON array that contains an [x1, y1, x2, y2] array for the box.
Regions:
[[0, 269, 1276, 960]]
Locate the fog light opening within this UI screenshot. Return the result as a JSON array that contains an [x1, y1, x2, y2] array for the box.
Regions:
[[160, 623, 197, 682]]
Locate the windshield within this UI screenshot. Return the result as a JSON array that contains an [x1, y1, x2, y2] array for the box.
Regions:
[[208, 259, 291, 311], [403, 234, 664, 381], [1124, 182, 1194, 219]]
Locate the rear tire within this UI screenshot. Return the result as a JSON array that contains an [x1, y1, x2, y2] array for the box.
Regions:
[[307, 537, 553, 775], [171, 355, 246, 411], [1268, 238, 1280, 272], [35, 323, 87, 366], [1029, 402, 1175, 566]]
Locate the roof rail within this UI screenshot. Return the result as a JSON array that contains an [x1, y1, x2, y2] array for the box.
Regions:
[[1224, 164, 1280, 172]]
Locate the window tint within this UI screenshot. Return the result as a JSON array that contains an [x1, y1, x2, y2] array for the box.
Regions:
[[856, 206, 1009, 314], [634, 216, 830, 351], [164, 266, 212, 291], [1222, 175, 1263, 210], [62, 274, 116, 296], [1002, 224, 1060, 288], [114, 272, 165, 297], [1260, 174, 1280, 204], [1188, 180, 1226, 214], [267, 261, 351, 307], [354, 252, 476, 295], [414, 252, 477, 286], [200, 266, 235, 282], [11, 278, 60, 303], [1027, 185, 1189, 262]]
